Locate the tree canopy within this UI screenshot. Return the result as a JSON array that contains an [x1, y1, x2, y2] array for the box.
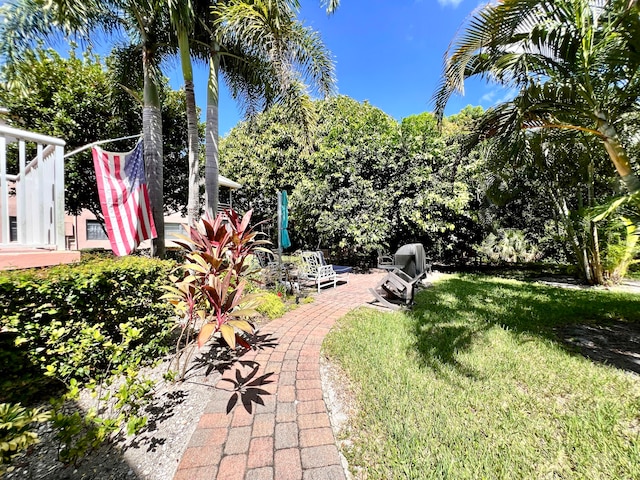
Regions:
[[220, 96, 483, 265]]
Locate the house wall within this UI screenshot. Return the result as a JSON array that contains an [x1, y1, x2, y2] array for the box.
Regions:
[[2, 183, 238, 254]]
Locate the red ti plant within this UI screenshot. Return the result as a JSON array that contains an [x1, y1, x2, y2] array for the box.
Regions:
[[161, 209, 268, 380]]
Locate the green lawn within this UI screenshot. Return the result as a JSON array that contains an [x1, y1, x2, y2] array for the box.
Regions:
[[323, 274, 640, 479]]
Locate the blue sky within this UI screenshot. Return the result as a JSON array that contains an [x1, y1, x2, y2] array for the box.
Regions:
[[166, 0, 509, 136]]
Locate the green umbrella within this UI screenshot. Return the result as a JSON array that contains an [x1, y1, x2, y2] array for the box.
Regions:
[[280, 190, 291, 249]]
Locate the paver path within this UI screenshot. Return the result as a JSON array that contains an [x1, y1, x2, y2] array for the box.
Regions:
[[173, 272, 384, 480]]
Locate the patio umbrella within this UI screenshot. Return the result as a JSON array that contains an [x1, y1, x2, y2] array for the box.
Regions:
[[280, 190, 291, 249]]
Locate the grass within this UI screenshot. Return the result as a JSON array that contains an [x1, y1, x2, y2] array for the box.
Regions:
[[323, 274, 640, 479]]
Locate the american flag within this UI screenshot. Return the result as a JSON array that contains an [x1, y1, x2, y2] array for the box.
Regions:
[[92, 141, 157, 256]]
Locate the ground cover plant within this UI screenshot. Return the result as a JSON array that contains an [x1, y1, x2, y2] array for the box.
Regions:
[[324, 275, 640, 479]]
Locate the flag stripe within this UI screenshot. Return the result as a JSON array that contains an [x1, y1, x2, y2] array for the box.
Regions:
[[92, 142, 156, 256], [95, 149, 126, 255]]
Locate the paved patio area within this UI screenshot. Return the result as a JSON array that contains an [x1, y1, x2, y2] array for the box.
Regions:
[[173, 272, 384, 480]]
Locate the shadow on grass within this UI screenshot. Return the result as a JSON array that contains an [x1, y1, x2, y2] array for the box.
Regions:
[[410, 274, 640, 376]]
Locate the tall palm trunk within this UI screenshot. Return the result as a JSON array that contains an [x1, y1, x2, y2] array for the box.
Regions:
[[205, 44, 220, 218], [596, 116, 640, 194], [178, 28, 201, 228], [143, 43, 165, 258]]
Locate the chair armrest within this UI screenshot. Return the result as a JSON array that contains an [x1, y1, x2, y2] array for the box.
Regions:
[[317, 265, 336, 279], [378, 254, 394, 265]]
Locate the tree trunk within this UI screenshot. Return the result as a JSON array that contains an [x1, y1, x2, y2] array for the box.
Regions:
[[143, 45, 165, 258], [178, 29, 201, 228], [549, 188, 600, 284], [586, 160, 605, 285], [205, 46, 220, 218], [596, 116, 640, 193]]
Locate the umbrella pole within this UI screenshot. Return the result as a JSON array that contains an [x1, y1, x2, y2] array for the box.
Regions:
[[277, 191, 283, 284]]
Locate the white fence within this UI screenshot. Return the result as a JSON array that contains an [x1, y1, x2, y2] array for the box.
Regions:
[[0, 124, 66, 249]]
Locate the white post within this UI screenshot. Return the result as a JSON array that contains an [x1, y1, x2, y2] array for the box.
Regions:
[[35, 143, 44, 245], [17, 140, 26, 244], [0, 135, 7, 244], [54, 145, 65, 249], [277, 190, 283, 283]]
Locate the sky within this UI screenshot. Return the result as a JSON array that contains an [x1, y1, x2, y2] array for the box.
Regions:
[[165, 0, 510, 136]]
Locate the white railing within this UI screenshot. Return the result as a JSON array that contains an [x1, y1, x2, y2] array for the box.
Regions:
[[0, 124, 66, 249]]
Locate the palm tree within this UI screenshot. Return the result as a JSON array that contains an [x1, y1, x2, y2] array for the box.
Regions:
[[433, 0, 640, 196], [0, 0, 170, 257], [168, 0, 201, 228], [197, 0, 339, 216]]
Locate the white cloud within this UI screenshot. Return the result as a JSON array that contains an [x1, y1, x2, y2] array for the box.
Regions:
[[494, 88, 519, 104], [479, 87, 519, 106], [437, 0, 464, 7], [480, 91, 496, 103]]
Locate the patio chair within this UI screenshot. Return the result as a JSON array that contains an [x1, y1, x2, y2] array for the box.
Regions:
[[255, 249, 283, 285], [316, 250, 353, 283], [298, 251, 337, 292], [377, 250, 397, 271], [369, 243, 429, 310]]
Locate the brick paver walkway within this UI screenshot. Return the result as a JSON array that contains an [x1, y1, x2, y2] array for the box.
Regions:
[[173, 272, 384, 480]]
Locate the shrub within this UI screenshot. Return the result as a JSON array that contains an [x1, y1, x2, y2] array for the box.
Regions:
[[476, 229, 540, 264], [162, 210, 268, 380], [0, 256, 176, 466], [256, 292, 286, 319], [0, 256, 175, 394]]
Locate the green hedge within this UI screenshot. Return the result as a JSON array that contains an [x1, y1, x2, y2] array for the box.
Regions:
[[0, 256, 175, 404]]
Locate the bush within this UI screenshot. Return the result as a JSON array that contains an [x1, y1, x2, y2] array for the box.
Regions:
[[256, 292, 286, 319], [0, 256, 176, 466], [0, 256, 175, 399], [476, 229, 540, 264]]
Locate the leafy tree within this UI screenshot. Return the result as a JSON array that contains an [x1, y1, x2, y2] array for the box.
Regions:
[[0, 0, 175, 257], [197, 0, 338, 218], [397, 107, 487, 263], [0, 49, 190, 222], [221, 96, 483, 265]]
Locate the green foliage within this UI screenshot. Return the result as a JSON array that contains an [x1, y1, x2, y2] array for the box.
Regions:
[[48, 374, 152, 464], [0, 256, 175, 400], [221, 97, 482, 265], [162, 210, 267, 380], [0, 256, 175, 468], [477, 229, 540, 264], [0, 403, 50, 474], [256, 292, 286, 320], [599, 216, 640, 283]]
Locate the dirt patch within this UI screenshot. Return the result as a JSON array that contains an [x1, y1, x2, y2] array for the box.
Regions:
[[556, 321, 640, 375], [541, 277, 640, 376]]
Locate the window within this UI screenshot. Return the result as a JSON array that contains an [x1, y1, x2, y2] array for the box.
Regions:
[[165, 223, 186, 240], [86, 220, 109, 240], [9, 217, 17, 242]]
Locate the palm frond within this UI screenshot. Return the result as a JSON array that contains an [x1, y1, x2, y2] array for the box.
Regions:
[[214, 0, 335, 117]]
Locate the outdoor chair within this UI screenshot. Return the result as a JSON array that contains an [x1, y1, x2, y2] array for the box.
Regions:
[[377, 250, 397, 271], [370, 243, 430, 310], [316, 250, 353, 283], [298, 251, 337, 292], [255, 249, 285, 285]]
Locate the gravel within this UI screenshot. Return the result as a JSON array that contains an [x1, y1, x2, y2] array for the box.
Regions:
[[5, 349, 223, 480]]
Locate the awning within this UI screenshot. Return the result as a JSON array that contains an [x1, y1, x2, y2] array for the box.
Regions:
[[219, 174, 242, 190]]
